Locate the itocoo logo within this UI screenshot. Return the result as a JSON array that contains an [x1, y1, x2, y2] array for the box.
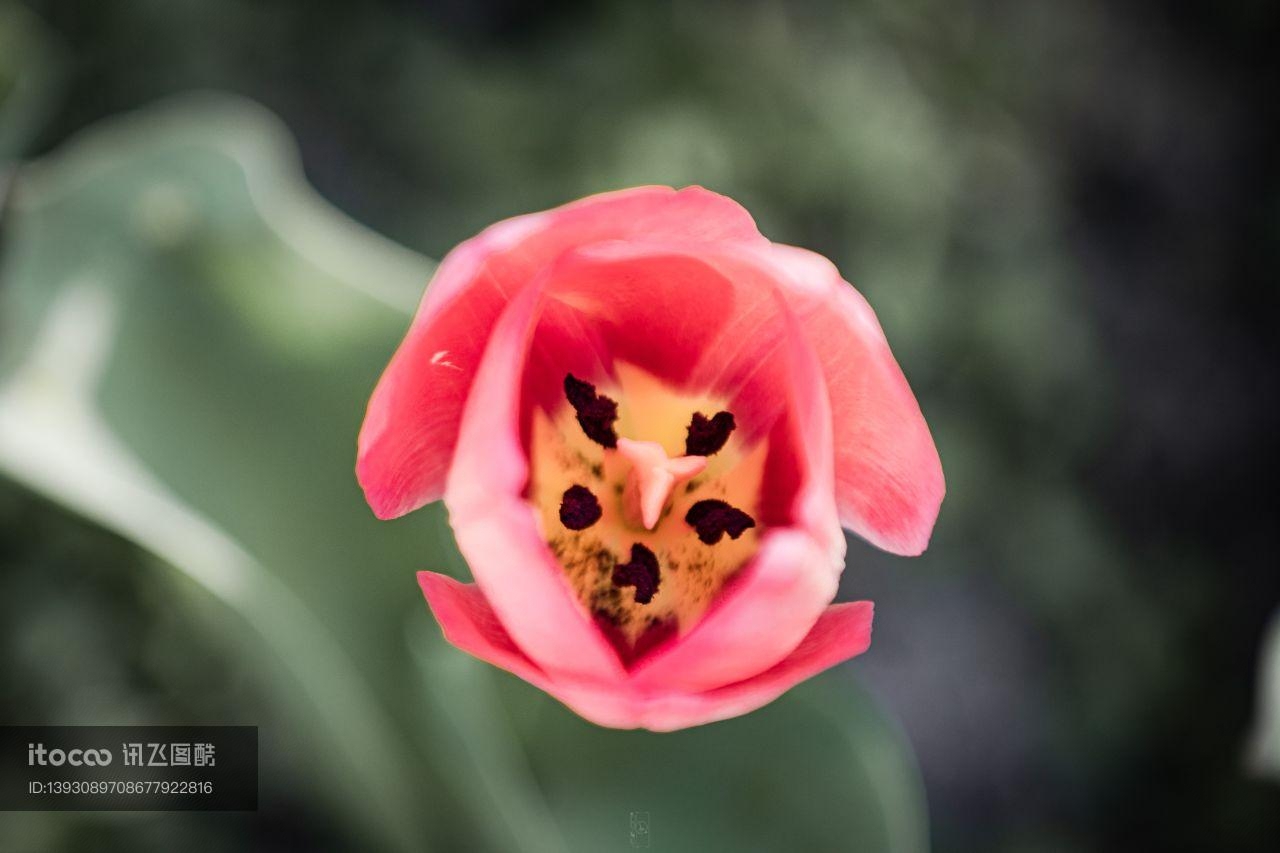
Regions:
[[27, 743, 113, 766]]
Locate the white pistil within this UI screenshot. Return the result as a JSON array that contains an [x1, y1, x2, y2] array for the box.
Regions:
[[616, 437, 708, 530]]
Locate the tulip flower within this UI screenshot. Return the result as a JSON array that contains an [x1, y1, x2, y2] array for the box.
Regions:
[[357, 186, 943, 730]]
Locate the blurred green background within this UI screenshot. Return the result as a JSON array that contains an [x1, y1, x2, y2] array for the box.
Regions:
[[0, 1, 1276, 851]]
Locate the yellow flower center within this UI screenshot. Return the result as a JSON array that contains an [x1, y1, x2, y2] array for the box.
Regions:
[[528, 363, 765, 651]]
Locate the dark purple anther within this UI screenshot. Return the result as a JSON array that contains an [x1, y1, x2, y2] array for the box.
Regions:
[[559, 485, 603, 530], [685, 499, 756, 545], [564, 374, 619, 448], [612, 542, 660, 604], [685, 411, 735, 456]]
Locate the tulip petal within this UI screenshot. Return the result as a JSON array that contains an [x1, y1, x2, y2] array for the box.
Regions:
[[418, 573, 874, 732], [444, 275, 629, 683], [535, 240, 834, 452], [533, 601, 875, 730], [628, 291, 844, 690], [357, 186, 762, 520], [629, 529, 838, 692], [766, 244, 945, 556], [555, 237, 943, 558], [634, 600, 875, 730], [417, 571, 553, 690], [356, 214, 542, 520]]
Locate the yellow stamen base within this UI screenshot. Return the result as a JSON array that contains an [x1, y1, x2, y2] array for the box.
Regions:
[[529, 363, 765, 647]]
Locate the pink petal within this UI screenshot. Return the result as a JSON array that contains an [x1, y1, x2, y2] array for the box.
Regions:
[[530, 245, 744, 405], [418, 573, 874, 731], [635, 600, 876, 730], [629, 529, 839, 692], [532, 241, 827, 449], [444, 273, 628, 683], [629, 295, 845, 690], [535, 236, 942, 557], [356, 214, 542, 520], [417, 571, 553, 690], [550, 601, 875, 730], [357, 186, 764, 520], [417, 572, 644, 728], [765, 244, 945, 556]]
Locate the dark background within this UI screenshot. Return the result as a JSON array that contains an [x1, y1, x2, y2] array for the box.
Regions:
[[1, 1, 1277, 851]]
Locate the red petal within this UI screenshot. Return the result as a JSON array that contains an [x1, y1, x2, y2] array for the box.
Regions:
[[556, 601, 875, 731], [444, 277, 628, 683], [419, 575, 875, 732], [417, 572, 553, 689], [357, 186, 763, 520], [767, 244, 944, 556]]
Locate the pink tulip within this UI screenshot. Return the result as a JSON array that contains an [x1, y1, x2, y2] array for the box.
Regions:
[[357, 186, 943, 730]]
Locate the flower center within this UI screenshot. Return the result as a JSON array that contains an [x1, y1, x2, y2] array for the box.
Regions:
[[528, 363, 763, 655]]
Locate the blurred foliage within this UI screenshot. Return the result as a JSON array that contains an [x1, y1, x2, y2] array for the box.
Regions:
[[0, 1, 59, 161], [1, 1, 1277, 852]]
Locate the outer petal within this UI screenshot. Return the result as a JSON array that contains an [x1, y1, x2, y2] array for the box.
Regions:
[[356, 214, 541, 520], [628, 288, 845, 692], [633, 600, 875, 731], [418, 574, 873, 732], [444, 276, 627, 684], [416, 573, 636, 726], [356, 186, 763, 519], [765, 244, 944, 556], [417, 572, 553, 691], [629, 529, 838, 693]]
